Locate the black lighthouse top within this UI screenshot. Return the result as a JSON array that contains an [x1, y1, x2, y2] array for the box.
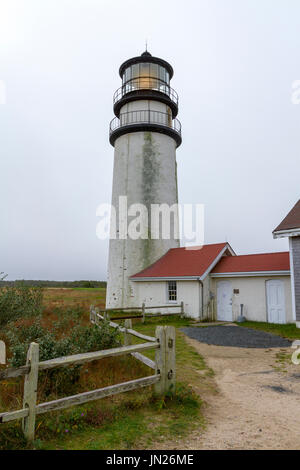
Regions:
[[110, 50, 182, 148], [113, 50, 178, 118], [119, 50, 174, 80]]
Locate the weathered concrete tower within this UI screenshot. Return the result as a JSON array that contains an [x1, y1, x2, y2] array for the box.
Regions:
[[106, 51, 182, 309]]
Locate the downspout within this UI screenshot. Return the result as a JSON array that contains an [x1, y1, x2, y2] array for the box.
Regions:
[[198, 278, 204, 320]]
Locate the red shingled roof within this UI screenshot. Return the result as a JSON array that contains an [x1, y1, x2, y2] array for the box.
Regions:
[[273, 199, 300, 232], [131, 243, 231, 279], [211, 252, 290, 274]]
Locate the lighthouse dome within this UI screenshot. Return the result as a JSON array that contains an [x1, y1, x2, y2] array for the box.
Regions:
[[141, 50, 152, 57]]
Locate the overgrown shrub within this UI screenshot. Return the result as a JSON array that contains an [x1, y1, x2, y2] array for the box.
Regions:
[[70, 323, 121, 353], [0, 285, 43, 327], [4, 319, 121, 397], [6, 321, 120, 367]]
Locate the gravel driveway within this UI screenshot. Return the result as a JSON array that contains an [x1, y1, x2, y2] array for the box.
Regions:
[[181, 325, 292, 348], [152, 332, 300, 450]]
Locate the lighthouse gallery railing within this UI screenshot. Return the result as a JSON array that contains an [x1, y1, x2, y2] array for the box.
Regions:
[[109, 110, 181, 137], [113, 78, 179, 108]]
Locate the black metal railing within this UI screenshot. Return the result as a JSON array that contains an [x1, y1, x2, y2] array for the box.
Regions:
[[109, 110, 182, 137], [113, 78, 178, 107]]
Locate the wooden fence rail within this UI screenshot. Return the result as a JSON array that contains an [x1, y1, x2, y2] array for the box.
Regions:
[[0, 313, 176, 443], [93, 301, 184, 324]]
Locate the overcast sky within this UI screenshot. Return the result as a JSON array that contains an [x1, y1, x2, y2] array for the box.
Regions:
[[0, 0, 299, 281]]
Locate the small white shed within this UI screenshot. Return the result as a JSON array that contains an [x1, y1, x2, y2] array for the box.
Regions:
[[130, 243, 292, 324]]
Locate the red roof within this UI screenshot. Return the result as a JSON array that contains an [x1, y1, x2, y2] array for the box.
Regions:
[[273, 199, 300, 232], [211, 252, 290, 274], [131, 243, 230, 279]]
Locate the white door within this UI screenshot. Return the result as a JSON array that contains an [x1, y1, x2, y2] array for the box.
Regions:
[[266, 280, 286, 324], [217, 281, 233, 321]]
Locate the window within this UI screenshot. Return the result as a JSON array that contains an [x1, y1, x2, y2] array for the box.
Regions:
[[167, 281, 177, 302], [122, 63, 170, 90], [125, 67, 131, 83], [132, 64, 139, 80], [150, 63, 158, 79]]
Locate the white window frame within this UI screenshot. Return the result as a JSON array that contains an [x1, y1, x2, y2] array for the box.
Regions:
[[167, 281, 177, 303]]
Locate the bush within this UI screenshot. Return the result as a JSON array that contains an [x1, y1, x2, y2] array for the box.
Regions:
[[0, 285, 43, 327], [5, 319, 121, 397], [7, 321, 120, 367], [70, 323, 120, 353]]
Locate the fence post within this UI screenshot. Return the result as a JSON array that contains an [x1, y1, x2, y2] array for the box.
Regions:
[[90, 305, 95, 323], [142, 303, 146, 324], [124, 319, 132, 346], [180, 301, 184, 318], [22, 342, 39, 442], [0, 340, 6, 365], [154, 326, 166, 396], [165, 326, 176, 394], [154, 326, 176, 396]]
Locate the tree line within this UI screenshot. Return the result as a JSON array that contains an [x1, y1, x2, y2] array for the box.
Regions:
[[0, 280, 106, 288]]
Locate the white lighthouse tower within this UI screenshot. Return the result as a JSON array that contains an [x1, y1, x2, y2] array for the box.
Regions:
[[106, 51, 182, 309]]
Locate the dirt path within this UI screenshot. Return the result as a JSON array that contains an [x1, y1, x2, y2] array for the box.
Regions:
[[159, 336, 300, 450]]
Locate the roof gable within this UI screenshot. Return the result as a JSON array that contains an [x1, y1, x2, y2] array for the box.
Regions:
[[131, 243, 233, 280], [273, 199, 300, 233]]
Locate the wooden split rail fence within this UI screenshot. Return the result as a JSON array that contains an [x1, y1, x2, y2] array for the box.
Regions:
[[94, 301, 185, 323], [0, 308, 176, 443]]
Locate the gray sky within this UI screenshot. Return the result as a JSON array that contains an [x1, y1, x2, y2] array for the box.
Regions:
[[0, 0, 299, 281]]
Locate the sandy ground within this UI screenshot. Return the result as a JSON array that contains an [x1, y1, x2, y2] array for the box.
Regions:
[[157, 335, 300, 450]]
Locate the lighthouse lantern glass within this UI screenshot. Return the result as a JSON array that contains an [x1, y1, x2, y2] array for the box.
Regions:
[[122, 63, 170, 94]]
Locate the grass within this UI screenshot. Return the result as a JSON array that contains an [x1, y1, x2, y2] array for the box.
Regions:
[[0, 289, 211, 450], [236, 321, 300, 340], [43, 287, 106, 313], [38, 382, 202, 450]]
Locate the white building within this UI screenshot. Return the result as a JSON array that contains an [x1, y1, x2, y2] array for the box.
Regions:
[[130, 242, 292, 324]]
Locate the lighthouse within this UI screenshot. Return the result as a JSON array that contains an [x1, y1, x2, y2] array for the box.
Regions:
[[106, 50, 182, 309]]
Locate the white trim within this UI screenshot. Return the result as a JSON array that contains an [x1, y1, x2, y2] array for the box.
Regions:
[[289, 238, 297, 321], [273, 228, 300, 238], [210, 270, 290, 278], [131, 270, 291, 281], [131, 276, 202, 282], [200, 243, 235, 281]]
